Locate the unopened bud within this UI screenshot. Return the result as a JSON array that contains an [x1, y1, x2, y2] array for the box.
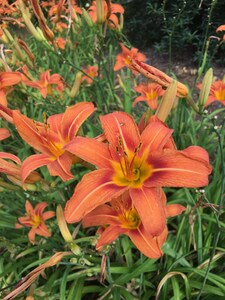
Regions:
[[117, 74, 127, 92], [68, 242, 81, 255], [118, 14, 124, 31], [198, 68, 213, 111], [56, 205, 73, 243], [82, 8, 94, 27], [155, 80, 177, 122], [70, 72, 82, 98], [96, 0, 105, 24]]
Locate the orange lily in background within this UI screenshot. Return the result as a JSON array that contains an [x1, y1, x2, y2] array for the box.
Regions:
[[23, 69, 64, 98], [12, 102, 95, 183], [114, 43, 146, 74], [128, 58, 189, 97], [0, 153, 42, 188], [88, 0, 124, 29], [42, 0, 82, 23], [198, 80, 225, 106], [54, 37, 67, 49], [81, 65, 98, 84], [0, 130, 42, 188], [216, 25, 225, 41], [65, 112, 211, 234], [133, 82, 164, 109], [83, 190, 186, 259], [15, 200, 55, 244]]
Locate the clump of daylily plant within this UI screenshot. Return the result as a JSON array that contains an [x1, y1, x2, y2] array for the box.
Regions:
[[0, 0, 224, 299]]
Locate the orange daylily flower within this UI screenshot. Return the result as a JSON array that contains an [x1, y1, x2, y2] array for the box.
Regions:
[[81, 65, 98, 84], [133, 82, 164, 109], [0, 128, 42, 188], [88, 0, 124, 29], [216, 24, 225, 41], [54, 37, 67, 49], [15, 200, 55, 244], [12, 102, 95, 182], [198, 80, 225, 106], [64, 112, 211, 236], [23, 70, 64, 98], [114, 43, 146, 74], [128, 58, 189, 97], [83, 190, 185, 258], [0, 153, 42, 188]]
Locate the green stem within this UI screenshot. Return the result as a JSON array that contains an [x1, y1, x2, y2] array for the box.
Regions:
[[196, 118, 225, 299]]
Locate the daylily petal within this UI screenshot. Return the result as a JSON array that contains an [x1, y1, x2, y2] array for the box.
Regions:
[[65, 136, 112, 169], [128, 225, 167, 259], [0, 90, 7, 106], [130, 187, 166, 236], [96, 225, 126, 250], [28, 228, 36, 244], [64, 169, 127, 223], [47, 152, 74, 181], [61, 102, 95, 140], [140, 118, 174, 154], [42, 211, 55, 220], [18, 216, 33, 226], [100, 112, 141, 160], [13, 110, 50, 154], [145, 147, 212, 187], [35, 223, 51, 237], [34, 202, 48, 215], [21, 153, 52, 184], [0, 72, 23, 88], [82, 205, 118, 228], [47, 113, 63, 134], [25, 200, 34, 215], [0, 128, 10, 140], [111, 3, 124, 14], [0, 103, 13, 123], [166, 204, 186, 218], [0, 152, 21, 164]]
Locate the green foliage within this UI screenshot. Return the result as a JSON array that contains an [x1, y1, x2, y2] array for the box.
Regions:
[[0, 1, 225, 299], [123, 0, 225, 64]]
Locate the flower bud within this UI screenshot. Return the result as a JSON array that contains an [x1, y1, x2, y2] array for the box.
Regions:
[[70, 72, 83, 98], [96, 0, 105, 24], [155, 80, 177, 122], [56, 205, 73, 243], [81, 8, 94, 27], [198, 68, 213, 110]]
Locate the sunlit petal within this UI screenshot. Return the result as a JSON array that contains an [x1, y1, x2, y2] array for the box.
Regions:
[[130, 187, 166, 236], [65, 136, 112, 169], [65, 169, 127, 223]]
